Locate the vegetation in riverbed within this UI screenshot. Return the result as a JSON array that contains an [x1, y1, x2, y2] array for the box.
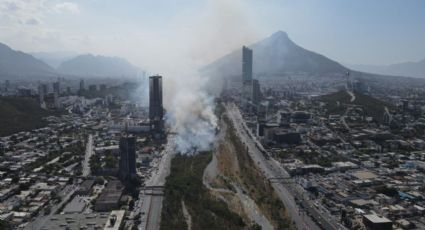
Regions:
[[160, 152, 246, 230]]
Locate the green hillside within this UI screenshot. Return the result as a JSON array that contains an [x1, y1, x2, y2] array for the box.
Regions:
[[0, 97, 50, 136], [318, 90, 391, 123]]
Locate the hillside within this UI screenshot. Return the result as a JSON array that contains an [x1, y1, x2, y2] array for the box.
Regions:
[[0, 97, 51, 136], [202, 31, 348, 79], [318, 91, 391, 123], [30, 51, 78, 69], [0, 43, 56, 77], [58, 54, 140, 77]]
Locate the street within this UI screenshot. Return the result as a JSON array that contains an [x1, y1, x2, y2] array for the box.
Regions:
[[225, 103, 342, 230], [139, 137, 175, 230]]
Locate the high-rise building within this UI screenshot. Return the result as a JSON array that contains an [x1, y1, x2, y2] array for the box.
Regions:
[[79, 79, 85, 92], [242, 46, 254, 110], [252, 79, 261, 105], [119, 136, 136, 181], [346, 71, 352, 91], [149, 75, 164, 133], [242, 46, 253, 82]]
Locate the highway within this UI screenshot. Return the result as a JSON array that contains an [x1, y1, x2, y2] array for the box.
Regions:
[[140, 194, 164, 230], [82, 134, 93, 177], [225, 103, 343, 230], [139, 137, 175, 230]]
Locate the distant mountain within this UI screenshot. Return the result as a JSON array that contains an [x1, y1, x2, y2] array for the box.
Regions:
[[31, 51, 78, 69], [349, 59, 425, 78], [0, 43, 56, 77], [203, 31, 348, 78], [57, 54, 140, 77]]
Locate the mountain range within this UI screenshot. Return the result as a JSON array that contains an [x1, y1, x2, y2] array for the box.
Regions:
[[1, 32, 424, 80], [0, 43, 141, 78], [203, 31, 348, 78], [349, 59, 425, 78], [203, 31, 425, 81], [0, 43, 56, 77]]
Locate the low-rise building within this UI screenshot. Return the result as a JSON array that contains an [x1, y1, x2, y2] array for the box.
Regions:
[[363, 214, 392, 230], [95, 181, 123, 212]]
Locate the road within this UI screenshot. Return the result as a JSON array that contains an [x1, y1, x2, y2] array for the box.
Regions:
[[347, 90, 355, 102], [226, 103, 343, 230], [82, 134, 93, 177], [140, 137, 175, 230], [140, 195, 164, 230]]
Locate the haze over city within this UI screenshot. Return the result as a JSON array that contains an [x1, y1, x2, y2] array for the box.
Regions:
[[1, 1, 425, 230]]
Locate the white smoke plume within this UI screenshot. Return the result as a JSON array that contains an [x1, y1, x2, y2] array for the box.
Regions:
[[158, 65, 218, 154], [136, 0, 262, 153], [166, 84, 217, 154]]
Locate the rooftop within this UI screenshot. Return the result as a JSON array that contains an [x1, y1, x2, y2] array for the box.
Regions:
[[363, 214, 392, 223], [352, 170, 378, 180], [63, 196, 87, 214], [40, 213, 110, 230], [103, 210, 125, 230]]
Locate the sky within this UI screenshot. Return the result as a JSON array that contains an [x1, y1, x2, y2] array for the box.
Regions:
[[1, 0, 425, 71]]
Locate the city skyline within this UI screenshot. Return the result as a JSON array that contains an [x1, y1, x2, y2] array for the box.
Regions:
[[2, 1, 425, 229], [0, 0, 424, 73]]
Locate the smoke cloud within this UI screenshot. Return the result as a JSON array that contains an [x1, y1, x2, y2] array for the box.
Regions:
[[138, 0, 262, 153], [166, 78, 218, 154]]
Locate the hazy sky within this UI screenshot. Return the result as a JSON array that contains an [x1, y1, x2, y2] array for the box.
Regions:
[[1, 0, 425, 70]]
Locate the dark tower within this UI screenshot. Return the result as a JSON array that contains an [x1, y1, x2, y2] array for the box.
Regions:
[[149, 75, 164, 133], [119, 136, 136, 181], [242, 46, 253, 111], [242, 46, 253, 82]]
